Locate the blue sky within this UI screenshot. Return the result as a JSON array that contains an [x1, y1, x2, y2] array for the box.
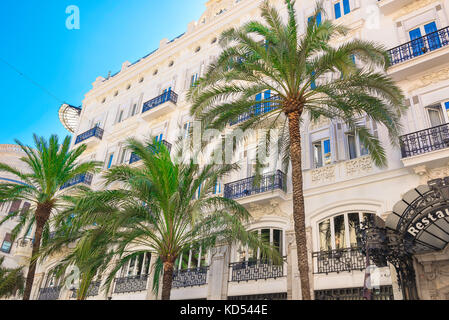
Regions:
[[0, 0, 205, 145]]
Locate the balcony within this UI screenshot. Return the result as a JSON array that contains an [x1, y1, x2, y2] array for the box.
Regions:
[[312, 247, 366, 274], [71, 281, 101, 298], [141, 90, 178, 121], [129, 140, 172, 165], [60, 173, 93, 190], [399, 123, 449, 168], [38, 286, 61, 300], [229, 259, 285, 282], [230, 96, 281, 126], [172, 267, 208, 288], [387, 26, 449, 80], [75, 126, 104, 146], [377, 0, 415, 14], [113, 275, 148, 294], [223, 170, 287, 202]]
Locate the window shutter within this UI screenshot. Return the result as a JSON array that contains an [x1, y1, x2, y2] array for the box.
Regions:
[[8, 200, 21, 214]]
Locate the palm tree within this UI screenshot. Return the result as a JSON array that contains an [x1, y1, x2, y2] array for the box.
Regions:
[[71, 137, 281, 300], [0, 256, 25, 298], [188, 0, 406, 299], [0, 134, 101, 300]]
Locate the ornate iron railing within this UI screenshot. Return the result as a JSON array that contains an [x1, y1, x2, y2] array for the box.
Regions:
[[399, 123, 449, 158], [71, 281, 101, 298], [38, 286, 61, 300], [113, 275, 148, 294], [388, 26, 449, 65], [75, 126, 104, 145], [172, 267, 209, 288], [312, 247, 367, 274], [142, 90, 178, 114], [60, 173, 93, 190], [224, 170, 287, 200], [230, 95, 281, 126], [229, 259, 285, 282], [315, 286, 394, 300], [129, 140, 172, 164], [228, 292, 287, 300]]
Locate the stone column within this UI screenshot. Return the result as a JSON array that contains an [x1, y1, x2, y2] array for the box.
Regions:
[[146, 255, 159, 300], [389, 264, 404, 300], [207, 245, 229, 300]]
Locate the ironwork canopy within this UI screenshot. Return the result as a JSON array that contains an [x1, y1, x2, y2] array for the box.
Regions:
[[58, 103, 81, 134], [385, 177, 449, 254]]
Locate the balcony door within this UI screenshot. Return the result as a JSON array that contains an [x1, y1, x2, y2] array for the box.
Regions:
[[409, 21, 440, 57]]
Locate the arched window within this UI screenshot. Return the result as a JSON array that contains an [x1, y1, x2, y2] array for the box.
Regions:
[[236, 228, 283, 262], [318, 212, 374, 252]]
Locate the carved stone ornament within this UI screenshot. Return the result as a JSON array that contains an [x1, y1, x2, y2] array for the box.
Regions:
[[392, 0, 440, 20], [345, 156, 373, 176], [311, 165, 335, 183], [248, 200, 287, 220]]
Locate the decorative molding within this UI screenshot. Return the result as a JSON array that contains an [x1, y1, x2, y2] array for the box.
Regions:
[[309, 116, 330, 131], [248, 200, 288, 221], [311, 165, 335, 183], [345, 156, 373, 176], [407, 67, 449, 92], [392, 0, 440, 20]]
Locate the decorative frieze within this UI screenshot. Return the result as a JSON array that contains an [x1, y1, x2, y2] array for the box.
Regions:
[[345, 156, 373, 176], [392, 0, 439, 20], [311, 165, 335, 183], [407, 67, 449, 92]]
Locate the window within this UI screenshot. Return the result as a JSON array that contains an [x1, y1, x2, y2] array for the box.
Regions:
[[346, 132, 369, 160], [334, 0, 350, 19], [107, 153, 114, 169], [427, 105, 444, 127], [409, 21, 441, 57], [236, 228, 283, 263], [119, 149, 127, 164], [131, 103, 138, 117], [1, 233, 12, 253], [8, 200, 21, 215], [213, 180, 222, 194], [44, 268, 62, 288], [318, 212, 374, 252], [119, 252, 151, 277], [117, 110, 124, 123], [183, 121, 192, 138], [190, 73, 199, 87], [175, 245, 209, 270], [313, 139, 331, 168], [308, 12, 322, 26]]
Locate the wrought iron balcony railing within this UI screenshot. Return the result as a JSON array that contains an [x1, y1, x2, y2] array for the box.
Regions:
[[229, 259, 285, 282], [71, 281, 101, 298], [38, 286, 61, 300], [388, 26, 449, 65], [129, 140, 172, 164], [312, 247, 366, 274], [113, 275, 148, 294], [142, 90, 178, 114], [315, 285, 394, 300], [230, 95, 281, 126], [75, 126, 104, 145], [172, 266, 209, 288], [399, 123, 449, 158], [224, 170, 287, 200], [60, 173, 93, 190]]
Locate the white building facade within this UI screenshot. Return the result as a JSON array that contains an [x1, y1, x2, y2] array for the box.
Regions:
[[15, 0, 449, 300]]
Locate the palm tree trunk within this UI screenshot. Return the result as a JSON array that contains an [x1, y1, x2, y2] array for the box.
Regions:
[[287, 109, 312, 300], [23, 205, 51, 300], [161, 261, 174, 300]]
